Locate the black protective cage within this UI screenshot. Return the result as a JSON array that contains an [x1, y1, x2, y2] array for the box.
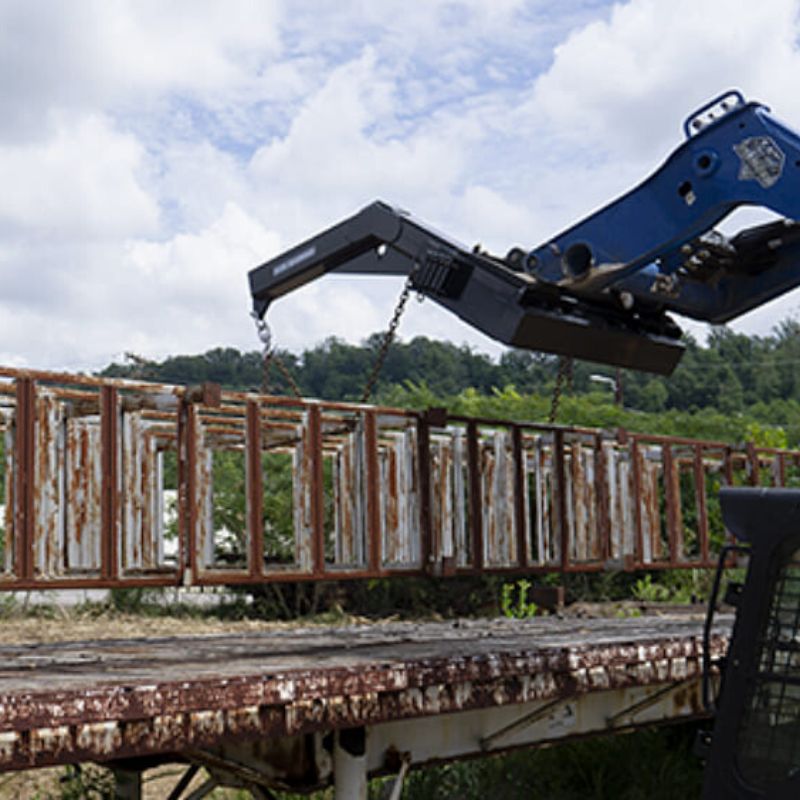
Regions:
[[703, 488, 800, 799]]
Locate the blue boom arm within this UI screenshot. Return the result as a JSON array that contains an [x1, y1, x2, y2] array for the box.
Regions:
[[525, 90, 800, 324], [249, 91, 800, 375]]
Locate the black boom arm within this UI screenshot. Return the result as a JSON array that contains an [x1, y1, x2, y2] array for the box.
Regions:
[[249, 201, 684, 374]]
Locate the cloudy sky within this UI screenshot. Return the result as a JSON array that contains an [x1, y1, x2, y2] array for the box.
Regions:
[[3, 0, 800, 370]]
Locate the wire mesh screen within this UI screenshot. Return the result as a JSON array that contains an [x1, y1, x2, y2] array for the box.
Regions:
[[736, 547, 800, 787]]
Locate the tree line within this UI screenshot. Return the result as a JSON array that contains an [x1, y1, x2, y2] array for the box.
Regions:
[[100, 320, 800, 442]]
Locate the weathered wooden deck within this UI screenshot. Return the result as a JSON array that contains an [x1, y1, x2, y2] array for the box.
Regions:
[[0, 612, 731, 784]]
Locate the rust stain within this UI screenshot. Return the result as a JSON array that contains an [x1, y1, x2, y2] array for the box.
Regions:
[[0, 617, 730, 771], [0, 365, 794, 588]]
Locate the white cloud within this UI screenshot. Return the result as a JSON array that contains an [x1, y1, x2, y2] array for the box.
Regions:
[[0, 114, 158, 240], [117, 203, 281, 356], [155, 141, 247, 232], [96, 0, 282, 93], [0, 203, 280, 369], [530, 0, 800, 157], [246, 49, 471, 235], [0, 0, 283, 142], [3, 0, 800, 374]]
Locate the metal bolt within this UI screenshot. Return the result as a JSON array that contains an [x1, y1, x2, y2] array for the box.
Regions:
[[619, 291, 634, 310]]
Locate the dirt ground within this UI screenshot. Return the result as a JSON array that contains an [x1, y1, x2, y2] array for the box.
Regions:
[[0, 610, 324, 645]]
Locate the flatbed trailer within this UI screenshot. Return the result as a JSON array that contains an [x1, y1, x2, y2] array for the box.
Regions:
[[0, 613, 731, 796]]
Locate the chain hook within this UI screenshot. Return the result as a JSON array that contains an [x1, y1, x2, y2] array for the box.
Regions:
[[250, 311, 273, 353], [250, 310, 303, 398]]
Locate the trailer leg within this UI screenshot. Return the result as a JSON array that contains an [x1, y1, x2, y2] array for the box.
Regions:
[[334, 727, 367, 799], [112, 767, 143, 800]]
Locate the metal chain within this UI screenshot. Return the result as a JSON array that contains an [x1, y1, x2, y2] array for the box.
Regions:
[[548, 356, 572, 424], [359, 278, 414, 404], [123, 352, 152, 380], [251, 312, 302, 398], [251, 313, 273, 393], [272, 354, 303, 398]]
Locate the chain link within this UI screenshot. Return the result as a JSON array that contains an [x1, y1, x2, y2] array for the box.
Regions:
[[255, 293, 573, 420], [251, 311, 273, 352], [251, 274, 414, 405], [272, 353, 303, 398], [359, 278, 414, 404], [565, 356, 574, 394], [548, 356, 572, 424], [250, 312, 302, 398]]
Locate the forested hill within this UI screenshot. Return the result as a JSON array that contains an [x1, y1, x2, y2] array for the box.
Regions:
[[100, 319, 800, 423]]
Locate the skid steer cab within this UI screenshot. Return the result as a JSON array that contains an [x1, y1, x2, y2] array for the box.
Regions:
[[701, 488, 800, 799]]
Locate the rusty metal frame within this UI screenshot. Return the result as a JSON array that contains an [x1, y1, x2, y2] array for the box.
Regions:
[[14, 378, 35, 581], [364, 410, 382, 576], [246, 400, 263, 580], [416, 412, 433, 573], [466, 420, 483, 572], [100, 386, 119, 581], [0, 366, 795, 589], [511, 425, 527, 569]]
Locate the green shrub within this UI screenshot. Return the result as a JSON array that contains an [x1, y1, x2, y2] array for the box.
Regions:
[[500, 579, 539, 619]]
